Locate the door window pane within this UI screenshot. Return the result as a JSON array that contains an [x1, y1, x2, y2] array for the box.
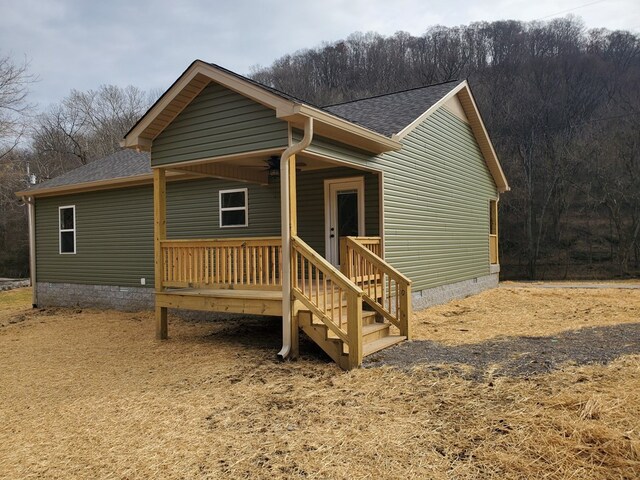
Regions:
[[337, 191, 359, 237]]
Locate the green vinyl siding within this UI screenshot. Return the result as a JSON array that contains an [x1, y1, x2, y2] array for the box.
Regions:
[[377, 108, 497, 291], [35, 103, 496, 293], [296, 168, 379, 254], [35, 179, 282, 287], [35, 185, 155, 287], [152, 83, 288, 166], [294, 129, 376, 166], [166, 178, 280, 238], [297, 108, 497, 292]]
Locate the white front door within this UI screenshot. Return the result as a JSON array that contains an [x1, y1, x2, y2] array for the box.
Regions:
[[324, 177, 365, 267]]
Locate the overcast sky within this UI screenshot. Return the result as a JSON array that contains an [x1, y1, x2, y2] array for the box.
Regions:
[[1, 0, 638, 108]]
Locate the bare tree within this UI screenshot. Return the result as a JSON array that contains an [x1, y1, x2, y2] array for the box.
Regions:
[[0, 54, 35, 159], [32, 84, 154, 178]]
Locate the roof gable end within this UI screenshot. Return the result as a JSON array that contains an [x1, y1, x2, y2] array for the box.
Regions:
[[123, 61, 298, 151], [394, 81, 509, 192], [123, 60, 400, 154]]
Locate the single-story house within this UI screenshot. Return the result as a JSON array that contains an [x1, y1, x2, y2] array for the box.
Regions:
[[17, 60, 509, 369]]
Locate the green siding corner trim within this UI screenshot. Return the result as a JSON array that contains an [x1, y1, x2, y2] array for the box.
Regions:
[[377, 107, 498, 292], [152, 83, 288, 166]]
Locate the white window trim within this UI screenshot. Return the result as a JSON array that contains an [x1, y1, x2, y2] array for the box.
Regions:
[[219, 188, 248, 228], [59, 205, 76, 254]]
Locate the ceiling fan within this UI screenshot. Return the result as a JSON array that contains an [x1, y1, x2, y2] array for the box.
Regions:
[[263, 155, 307, 179]]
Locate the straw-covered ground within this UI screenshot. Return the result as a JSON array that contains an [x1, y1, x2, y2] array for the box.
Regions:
[[1, 284, 639, 479]]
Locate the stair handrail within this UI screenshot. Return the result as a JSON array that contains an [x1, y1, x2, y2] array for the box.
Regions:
[[341, 236, 412, 339], [291, 235, 364, 368]]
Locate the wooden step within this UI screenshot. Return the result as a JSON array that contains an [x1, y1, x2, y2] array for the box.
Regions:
[[301, 309, 378, 329], [362, 322, 391, 343], [362, 335, 407, 357], [298, 309, 407, 367], [301, 318, 387, 342]]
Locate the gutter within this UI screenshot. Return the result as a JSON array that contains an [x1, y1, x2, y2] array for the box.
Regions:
[[277, 116, 314, 361], [21, 196, 37, 308]]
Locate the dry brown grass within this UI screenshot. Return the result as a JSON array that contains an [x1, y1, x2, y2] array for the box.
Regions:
[[413, 284, 640, 345], [0, 286, 32, 326], [0, 286, 639, 479]]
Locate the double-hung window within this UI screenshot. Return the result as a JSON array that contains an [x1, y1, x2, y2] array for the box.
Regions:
[[59, 205, 76, 254], [219, 188, 248, 228]]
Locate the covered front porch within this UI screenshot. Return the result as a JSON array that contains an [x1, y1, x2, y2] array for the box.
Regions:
[[151, 147, 410, 369]]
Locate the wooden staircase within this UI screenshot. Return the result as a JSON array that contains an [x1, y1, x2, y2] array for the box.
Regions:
[[299, 306, 406, 370], [291, 235, 412, 370]]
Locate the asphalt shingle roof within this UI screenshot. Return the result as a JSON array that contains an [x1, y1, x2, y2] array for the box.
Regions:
[[323, 80, 464, 137], [209, 61, 464, 137], [30, 74, 464, 193], [28, 149, 151, 191]]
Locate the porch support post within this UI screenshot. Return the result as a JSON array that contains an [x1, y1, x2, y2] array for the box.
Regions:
[[154, 167, 168, 340], [288, 154, 299, 358]]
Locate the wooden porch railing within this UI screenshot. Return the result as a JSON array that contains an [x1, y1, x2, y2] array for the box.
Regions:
[[351, 236, 383, 258], [160, 237, 282, 290], [489, 234, 498, 264], [291, 235, 364, 369], [341, 236, 412, 339]]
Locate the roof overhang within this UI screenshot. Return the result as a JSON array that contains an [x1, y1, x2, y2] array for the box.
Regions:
[[122, 60, 400, 155], [15, 171, 193, 198], [393, 81, 510, 193]]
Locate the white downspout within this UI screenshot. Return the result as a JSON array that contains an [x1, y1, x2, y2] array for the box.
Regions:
[[22, 196, 37, 308], [277, 117, 314, 360]]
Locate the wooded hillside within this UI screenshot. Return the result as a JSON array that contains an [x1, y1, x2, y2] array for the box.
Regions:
[[1, 17, 638, 279], [251, 18, 640, 279]]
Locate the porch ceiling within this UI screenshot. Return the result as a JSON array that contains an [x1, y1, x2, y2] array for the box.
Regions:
[[166, 152, 376, 185]]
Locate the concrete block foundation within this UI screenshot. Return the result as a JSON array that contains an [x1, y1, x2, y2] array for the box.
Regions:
[[37, 272, 500, 318], [36, 282, 154, 311], [412, 273, 499, 311], [34, 282, 264, 321]]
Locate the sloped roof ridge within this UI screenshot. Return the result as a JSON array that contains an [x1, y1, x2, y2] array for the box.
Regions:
[[322, 79, 463, 108], [205, 61, 325, 109]]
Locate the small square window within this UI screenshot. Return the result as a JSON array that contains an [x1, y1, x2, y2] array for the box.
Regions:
[[219, 188, 248, 228], [59, 206, 76, 254]]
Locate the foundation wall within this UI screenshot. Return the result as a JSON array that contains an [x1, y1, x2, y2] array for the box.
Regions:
[[412, 273, 499, 310]]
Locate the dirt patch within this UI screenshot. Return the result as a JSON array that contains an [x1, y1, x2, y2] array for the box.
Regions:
[[1, 286, 639, 479], [366, 323, 640, 378]]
